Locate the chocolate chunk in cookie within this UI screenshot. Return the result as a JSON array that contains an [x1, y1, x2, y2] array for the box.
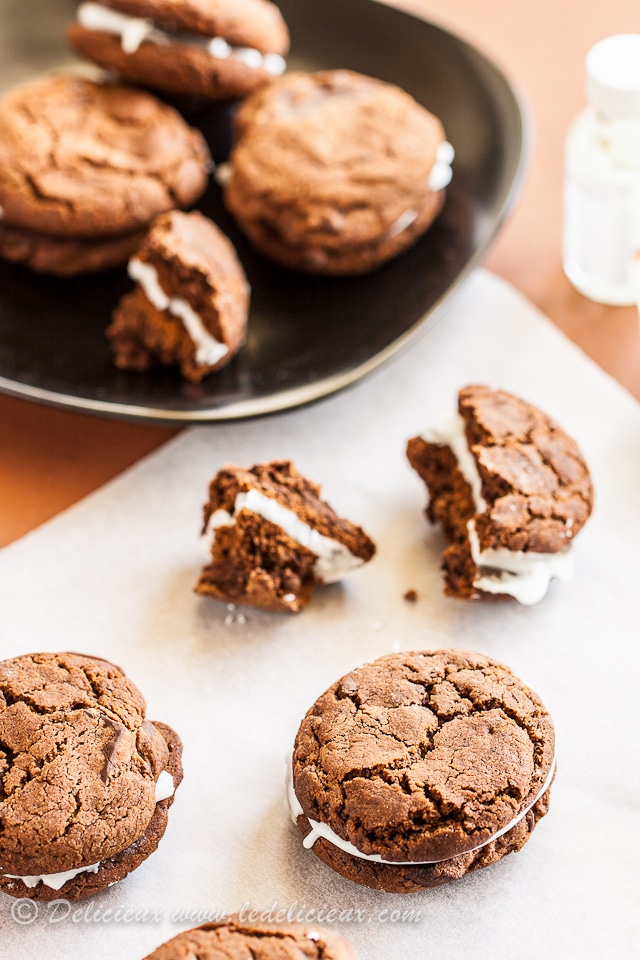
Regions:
[[0, 652, 183, 902], [196, 460, 376, 612], [107, 211, 249, 382], [220, 69, 453, 275], [67, 0, 289, 102], [290, 649, 555, 893], [143, 918, 357, 960], [407, 385, 594, 603], [0, 74, 210, 275]]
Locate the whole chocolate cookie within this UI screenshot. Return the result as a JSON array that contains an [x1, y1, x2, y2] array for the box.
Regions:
[[0, 74, 210, 275], [143, 918, 357, 960], [407, 385, 594, 603], [0, 653, 183, 902], [291, 649, 555, 893], [68, 0, 289, 101], [196, 460, 376, 612], [107, 210, 250, 382], [221, 70, 453, 275]]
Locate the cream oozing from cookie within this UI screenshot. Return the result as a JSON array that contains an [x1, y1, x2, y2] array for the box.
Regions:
[[427, 141, 455, 191], [2, 771, 175, 890], [422, 413, 574, 604], [207, 488, 364, 584], [288, 756, 556, 866], [129, 258, 228, 368], [76, 3, 286, 73], [155, 769, 175, 803], [3, 861, 102, 892]]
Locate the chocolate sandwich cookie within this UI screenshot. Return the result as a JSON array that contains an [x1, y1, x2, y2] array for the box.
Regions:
[[143, 918, 357, 960], [196, 460, 376, 612], [220, 69, 453, 275], [107, 211, 249, 382], [0, 652, 183, 902], [407, 385, 594, 603], [68, 0, 289, 102], [0, 75, 210, 276], [290, 649, 555, 893]]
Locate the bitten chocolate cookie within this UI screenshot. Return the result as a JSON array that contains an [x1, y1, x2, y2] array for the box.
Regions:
[[290, 649, 555, 893], [107, 211, 249, 382], [68, 0, 289, 101], [196, 460, 376, 612], [0, 652, 183, 902], [220, 70, 454, 275], [407, 385, 594, 603], [0, 74, 210, 276], [143, 918, 357, 960]]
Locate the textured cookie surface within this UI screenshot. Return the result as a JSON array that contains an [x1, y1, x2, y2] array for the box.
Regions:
[[196, 460, 376, 612], [407, 385, 594, 600], [0, 720, 183, 902], [68, 0, 289, 101], [0, 652, 181, 897], [0, 75, 210, 239], [292, 649, 554, 891], [107, 210, 249, 382], [144, 918, 357, 960], [76, 0, 289, 53], [223, 70, 449, 274]]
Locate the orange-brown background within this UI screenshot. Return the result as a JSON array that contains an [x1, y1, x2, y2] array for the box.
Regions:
[[1, 0, 639, 547]]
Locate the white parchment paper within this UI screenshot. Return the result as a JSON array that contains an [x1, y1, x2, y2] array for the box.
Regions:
[[0, 270, 638, 959]]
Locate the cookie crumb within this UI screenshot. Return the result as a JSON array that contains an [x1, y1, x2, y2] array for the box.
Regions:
[[403, 589, 418, 602]]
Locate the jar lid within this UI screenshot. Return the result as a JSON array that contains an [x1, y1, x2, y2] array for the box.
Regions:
[[586, 34, 640, 118]]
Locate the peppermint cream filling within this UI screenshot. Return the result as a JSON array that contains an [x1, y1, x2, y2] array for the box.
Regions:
[[77, 2, 286, 74], [422, 412, 574, 604], [2, 772, 175, 891], [128, 258, 228, 368], [288, 757, 556, 866], [208, 488, 364, 584]]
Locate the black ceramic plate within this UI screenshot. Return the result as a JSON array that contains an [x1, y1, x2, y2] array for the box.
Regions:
[[0, 0, 528, 422]]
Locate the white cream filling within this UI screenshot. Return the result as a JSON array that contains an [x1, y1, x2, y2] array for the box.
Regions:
[[215, 163, 234, 187], [3, 771, 175, 891], [155, 769, 175, 803], [467, 520, 574, 606], [128, 258, 228, 368], [423, 413, 487, 511], [77, 2, 286, 73], [428, 141, 455, 191], [3, 861, 102, 891], [208, 488, 364, 585], [422, 412, 574, 603], [288, 757, 556, 865]]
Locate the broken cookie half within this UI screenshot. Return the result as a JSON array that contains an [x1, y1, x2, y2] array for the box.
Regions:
[[407, 385, 594, 604], [196, 460, 376, 612], [108, 210, 249, 383]]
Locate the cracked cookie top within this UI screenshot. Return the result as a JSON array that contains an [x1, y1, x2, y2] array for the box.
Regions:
[[460, 385, 594, 553], [225, 70, 447, 251], [0, 652, 169, 876], [0, 75, 210, 238], [292, 649, 554, 863], [144, 918, 357, 960]]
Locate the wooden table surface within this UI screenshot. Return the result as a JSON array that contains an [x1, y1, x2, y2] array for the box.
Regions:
[[1, 0, 639, 548]]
